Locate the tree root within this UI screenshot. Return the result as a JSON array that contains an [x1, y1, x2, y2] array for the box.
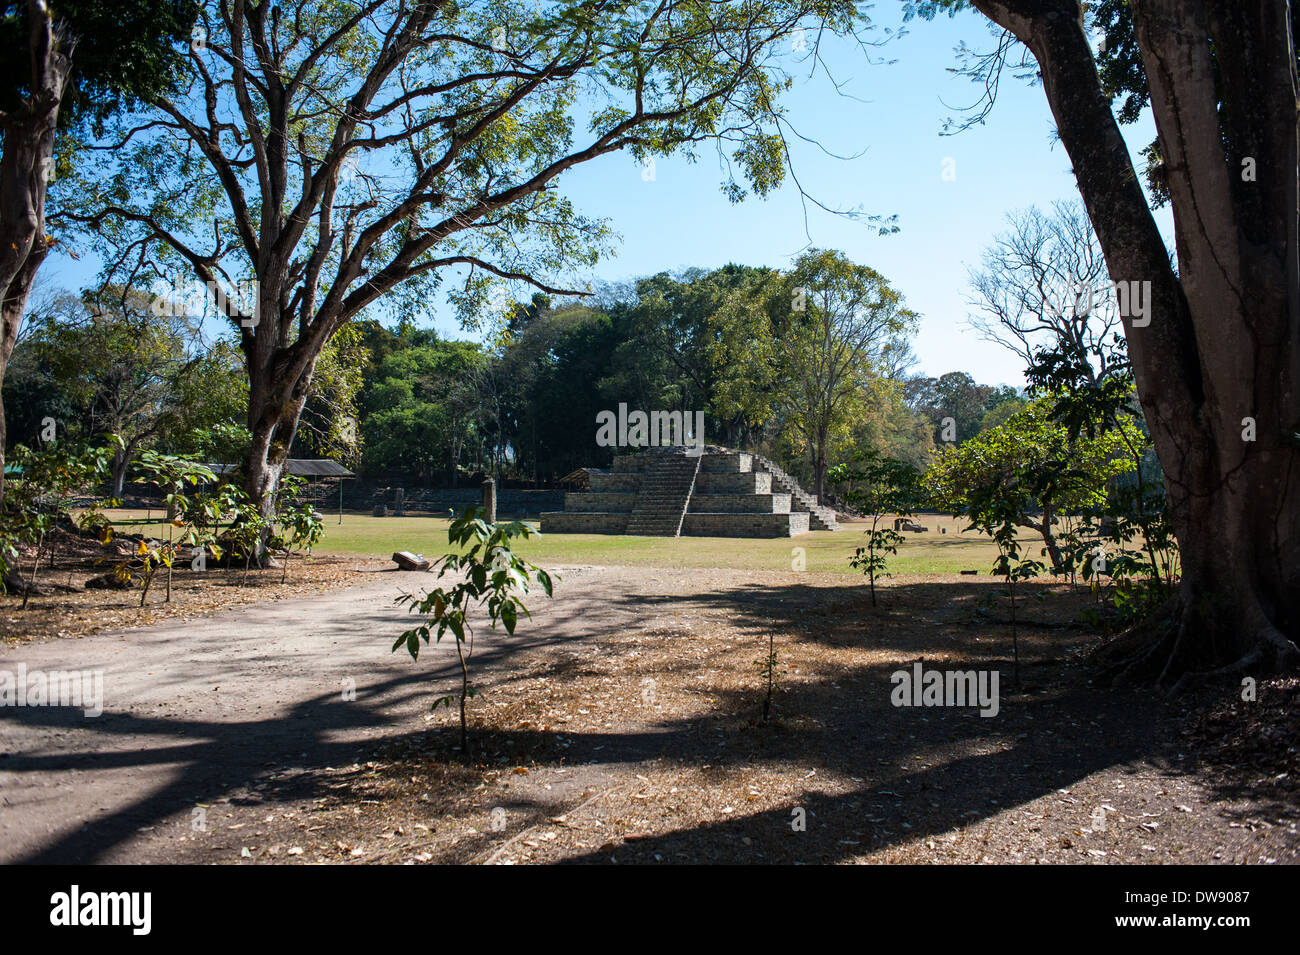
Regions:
[[1088, 599, 1178, 686], [1162, 626, 1299, 697], [1089, 594, 1300, 696]]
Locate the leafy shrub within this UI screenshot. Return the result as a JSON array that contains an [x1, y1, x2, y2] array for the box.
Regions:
[[393, 506, 555, 755]]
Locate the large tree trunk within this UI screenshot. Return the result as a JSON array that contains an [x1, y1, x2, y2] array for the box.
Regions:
[[812, 426, 828, 504], [245, 388, 308, 523], [0, 334, 12, 504], [242, 328, 317, 548], [971, 0, 1300, 688], [108, 436, 141, 499], [0, 0, 70, 507]]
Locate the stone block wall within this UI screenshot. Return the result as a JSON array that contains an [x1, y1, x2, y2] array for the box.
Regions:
[[694, 470, 771, 493], [565, 491, 637, 511], [681, 511, 809, 537], [541, 447, 825, 537], [699, 451, 752, 473], [688, 493, 791, 513]]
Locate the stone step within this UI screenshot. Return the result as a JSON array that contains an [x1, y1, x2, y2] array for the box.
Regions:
[[625, 453, 702, 536], [749, 452, 840, 531], [688, 493, 791, 514]]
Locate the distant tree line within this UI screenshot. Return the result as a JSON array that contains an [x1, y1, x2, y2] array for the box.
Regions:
[[5, 258, 1031, 500], [347, 254, 1031, 497]]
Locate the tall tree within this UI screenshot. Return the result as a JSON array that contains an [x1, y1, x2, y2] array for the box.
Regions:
[[0, 0, 197, 502], [605, 265, 767, 442], [904, 371, 995, 444], [34, 285, 192, 494], [361, 338, 486, 483], [967, 200, 1127, 385], [14, 284, 245, 494], [510, 304, 620, 482], [712, 249, 916, 501], [71, 0, 860, 521], [926, 396, 1139, 571], [910, 0, 1300, 687]]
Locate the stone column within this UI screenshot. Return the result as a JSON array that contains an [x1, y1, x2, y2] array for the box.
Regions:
[[394, 487, 405, 517], [481, 477, 496, 524]]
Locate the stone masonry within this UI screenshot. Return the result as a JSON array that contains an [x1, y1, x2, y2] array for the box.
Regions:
[[539, 446, 839, 537]]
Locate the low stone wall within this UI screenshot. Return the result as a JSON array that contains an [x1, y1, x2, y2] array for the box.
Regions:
[[539, 512, 629, 534], [565, 491, 636, 511], [354, 487, 565, 517], [681, 511, 808, 537], [689, 492, 791, 514]]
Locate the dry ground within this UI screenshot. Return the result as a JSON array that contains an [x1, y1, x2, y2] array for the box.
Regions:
[[1, 525, 388, 648], [1, 561, 1294, 865]]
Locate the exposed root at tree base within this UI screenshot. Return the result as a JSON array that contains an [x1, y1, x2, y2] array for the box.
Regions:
[[1088, 600, 1178, 686], [1090, 598, 1300, 695]]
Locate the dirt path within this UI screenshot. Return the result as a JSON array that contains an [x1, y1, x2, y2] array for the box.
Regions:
[[0, 565, 1294, 864], [0, 565, 631, 863]]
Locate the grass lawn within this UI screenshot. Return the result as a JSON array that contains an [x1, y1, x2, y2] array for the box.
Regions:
[[129, 509, 1034, 574], [98, 511, 1013, 571], [98, 508, 1016, 576], [319, 513, 1013, 574]]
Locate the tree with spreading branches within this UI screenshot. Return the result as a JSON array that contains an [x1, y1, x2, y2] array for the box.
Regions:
[[68, 0, 865, 526], [710, 248, 916, 502], [967, 199, 1127, 386]]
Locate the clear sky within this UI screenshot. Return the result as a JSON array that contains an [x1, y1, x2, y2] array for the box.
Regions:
[[41, 3, 1171, 388], [549, 5, 1173, 387]]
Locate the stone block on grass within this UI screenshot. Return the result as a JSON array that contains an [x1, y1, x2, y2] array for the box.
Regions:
[[392, 551, 430, 571]]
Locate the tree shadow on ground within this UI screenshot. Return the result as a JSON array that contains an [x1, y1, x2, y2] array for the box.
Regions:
[[2, 577, 1188, 864], [0, 624, 567, 864], [539, 579, 1182, 862]]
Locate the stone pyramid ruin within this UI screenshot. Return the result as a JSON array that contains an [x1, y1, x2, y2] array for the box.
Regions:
[[540, 446, 840, 537]]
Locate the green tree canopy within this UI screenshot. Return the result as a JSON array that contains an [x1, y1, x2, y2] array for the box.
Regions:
[[66, 0, 865, 519], [926, 395, 1139, 571], [710, 248, 917, 502]]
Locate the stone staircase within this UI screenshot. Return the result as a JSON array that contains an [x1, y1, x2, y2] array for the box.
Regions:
[[749, 452, 841, 531], [541, 446, 836, 537], [624, 453, 701, 536]]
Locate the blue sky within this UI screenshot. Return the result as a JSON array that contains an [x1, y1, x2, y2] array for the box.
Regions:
[[42, 3, 1171, 388], [551, 5, 1172, 387]]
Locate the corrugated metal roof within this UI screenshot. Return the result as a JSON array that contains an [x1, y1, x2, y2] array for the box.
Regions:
[[207, 459, 356, 478]]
